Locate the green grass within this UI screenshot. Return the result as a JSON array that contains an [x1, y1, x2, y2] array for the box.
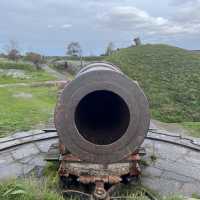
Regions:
[[0, 61, 56, 84], [163, 195, 186, 200], [0, 178, 193, 200], [0, 60, 34, 71], [0, 162, 62, 200], [106, 44, 200, 123], [0, 178, 64, 200], [0, 85, 57, 137], [43, 162, 60, 189], [113, 184, 160, 200], [0, 71, 56, 84], [192, 193, 200, 199], [181, 122, 200, 137], [82, 55, 106, 61], [0, 162, 191, 200], [114, 185, 189, 200]]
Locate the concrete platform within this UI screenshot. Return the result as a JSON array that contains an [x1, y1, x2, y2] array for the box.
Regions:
[[0, 127, 200, 197]]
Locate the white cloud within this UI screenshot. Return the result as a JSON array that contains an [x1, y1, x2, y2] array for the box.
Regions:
[[0, 0, 199, 54], [98, 6, 200, 36], [47, 25, 54, 28], [170, 0, 199, 6], [47, 24, 72, 30], [173, 1, 200, 22], [60, 24, 72, 29], [170, 0, 200, 35]]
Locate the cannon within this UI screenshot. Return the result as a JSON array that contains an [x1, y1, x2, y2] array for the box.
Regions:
[[54, 62, 150, 199]]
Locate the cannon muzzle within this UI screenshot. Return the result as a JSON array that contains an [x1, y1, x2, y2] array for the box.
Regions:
[[55, 62, 150, 164]]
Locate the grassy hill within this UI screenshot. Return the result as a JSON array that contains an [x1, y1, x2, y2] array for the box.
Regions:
[[0, 60, 56, 84], [106, 44, 200, 123]]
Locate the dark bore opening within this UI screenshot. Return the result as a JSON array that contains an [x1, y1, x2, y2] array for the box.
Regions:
[[75, 90, 130, 145]]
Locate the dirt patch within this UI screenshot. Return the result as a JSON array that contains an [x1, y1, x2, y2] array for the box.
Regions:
[[13, 92, 33, 99]]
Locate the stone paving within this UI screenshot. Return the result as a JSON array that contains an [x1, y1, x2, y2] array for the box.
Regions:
[[141, 139, 200, 196], [0, 126, 200, 197], [0, 130, 58, 180]]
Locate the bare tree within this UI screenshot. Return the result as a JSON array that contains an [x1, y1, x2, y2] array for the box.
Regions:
[[4, 40, 20, 61], [105, 42, 114, 56], [4, 40, 18, 52], [67, 42, 82, 57], [25, 52, 44, 69], [7, 49, 20, 61]]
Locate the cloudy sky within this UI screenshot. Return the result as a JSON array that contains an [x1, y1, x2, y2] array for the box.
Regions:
[[0, 0, 199, 55]]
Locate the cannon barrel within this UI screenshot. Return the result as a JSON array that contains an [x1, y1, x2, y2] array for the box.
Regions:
[[55, 62, 150, 164]]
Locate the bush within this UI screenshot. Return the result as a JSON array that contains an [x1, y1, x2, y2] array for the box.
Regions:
[[0, 61, 34, 71]]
